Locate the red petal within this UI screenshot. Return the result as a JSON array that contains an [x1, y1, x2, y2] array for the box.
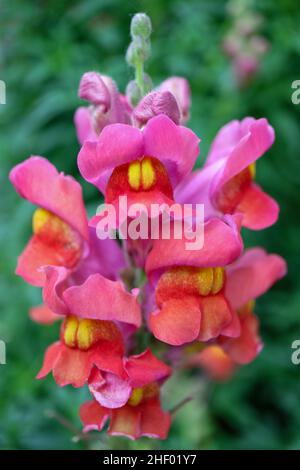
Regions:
[[80, 400, 109, 432], [36, 342, 62, 379], [52, 345, 93, 387], [198, 294, 232, 341], [140, 397, 171, 439], [149, 296, 201, 346], [125, 349, 171, 388], [236, 183, 279, 230], [29, 304, 62, 324], [108, 405, 141, 440]]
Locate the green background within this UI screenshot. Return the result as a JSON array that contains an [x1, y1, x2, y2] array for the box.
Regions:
[[0, 0, 299, 450]]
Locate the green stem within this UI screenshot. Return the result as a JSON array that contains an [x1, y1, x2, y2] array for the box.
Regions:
[[135, 59, 144, 96]]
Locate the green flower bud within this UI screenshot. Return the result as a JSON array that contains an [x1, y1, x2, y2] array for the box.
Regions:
[[126, 80, 142, 106], [130, 13, 152, 39], [126, 37, 151, 67]]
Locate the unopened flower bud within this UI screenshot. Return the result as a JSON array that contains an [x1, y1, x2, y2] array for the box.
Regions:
[[126, 80, 142, 106], [130, 13, 152, 39], [126, 37, 151, 67], [78, 71, 111, 110], [133, 91, 180, 127]]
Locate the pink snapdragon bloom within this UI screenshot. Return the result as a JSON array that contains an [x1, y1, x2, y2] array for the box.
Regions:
[[74, 72, 131, 144], [176, 117, 279, 230], [9, 157, 89, 286], [145, 217, 243, 345], [80, 349, 171, 440], [37, 272, 142, 387], [9, 156, 126, 288], [186, 248, 287, 379], [78, 114, 200, 213]]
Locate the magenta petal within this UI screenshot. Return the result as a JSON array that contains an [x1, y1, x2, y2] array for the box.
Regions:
[[78, 124, 143, 192], [143, 115, 200, 187], [226, 248, 287, 310], [62, 273, 142, 328], [9, 156, 88, 241], [211, 118, 275, 193]]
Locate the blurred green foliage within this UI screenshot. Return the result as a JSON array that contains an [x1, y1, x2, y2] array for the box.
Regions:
[[0, 0, 300, 450]]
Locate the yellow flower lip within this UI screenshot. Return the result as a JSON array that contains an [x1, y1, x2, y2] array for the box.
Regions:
[[62, 316, 120, 351], [128, 157, 156, 191]]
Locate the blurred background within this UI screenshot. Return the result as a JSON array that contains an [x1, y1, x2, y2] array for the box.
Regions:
[[0, 0, 300, 450]]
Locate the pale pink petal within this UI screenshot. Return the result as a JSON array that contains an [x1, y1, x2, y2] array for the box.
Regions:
[[89, 369, 131, 409], [74, 107, 97, 144]]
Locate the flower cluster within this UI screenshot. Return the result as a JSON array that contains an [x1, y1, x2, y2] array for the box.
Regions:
[[10, 13, 286, 441]]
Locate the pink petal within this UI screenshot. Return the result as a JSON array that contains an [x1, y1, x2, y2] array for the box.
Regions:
[[146, 217, 243, 280], [43, 266, 70, 314], [77, 124, 143, 192], [158, 77, 191, 124], [133, 91, 180, 127], [226, 248, 287, 309], [143, 115, 200, 187], [62, 273, 142, 328], [9, 156, 88, 241], [78, 72, 111, 108], [236, 183, 279, 230]]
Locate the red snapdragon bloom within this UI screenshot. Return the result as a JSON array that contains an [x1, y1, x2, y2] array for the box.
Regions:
[[80, 349, 171, 440], [186, 248, 287, 380], [37, 272, 141, 387], [145, 217, 243, 345]]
